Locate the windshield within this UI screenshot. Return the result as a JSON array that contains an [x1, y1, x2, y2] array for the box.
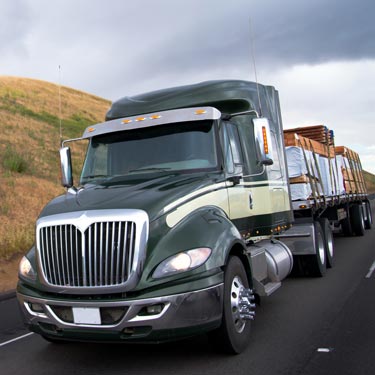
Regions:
[[80, 120, 219, 184]]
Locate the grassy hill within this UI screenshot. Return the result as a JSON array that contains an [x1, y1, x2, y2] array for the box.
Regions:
[[363, 170, 375, 195], [0, 76, 111, 260]]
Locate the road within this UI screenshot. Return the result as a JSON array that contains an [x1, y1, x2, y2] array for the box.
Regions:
[[1, 221, 374, 375]]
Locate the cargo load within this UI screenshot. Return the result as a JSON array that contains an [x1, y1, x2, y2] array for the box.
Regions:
[[283, 125, 365, 201]]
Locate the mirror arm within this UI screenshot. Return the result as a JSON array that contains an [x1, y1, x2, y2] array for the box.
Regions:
[[222, 110, 259, 121]]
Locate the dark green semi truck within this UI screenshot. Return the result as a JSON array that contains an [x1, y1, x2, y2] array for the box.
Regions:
[[17, 80, 371, 353]]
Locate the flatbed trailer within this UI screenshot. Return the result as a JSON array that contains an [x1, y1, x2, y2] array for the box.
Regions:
[[280, 125, 372, 275]]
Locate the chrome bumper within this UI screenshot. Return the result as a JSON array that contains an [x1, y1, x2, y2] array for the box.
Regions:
[[17, 284, 223, 340]]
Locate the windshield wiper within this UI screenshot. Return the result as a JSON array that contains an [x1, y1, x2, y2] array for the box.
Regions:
[[129, 167, 172, 173]]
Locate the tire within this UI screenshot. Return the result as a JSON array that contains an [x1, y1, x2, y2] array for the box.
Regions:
[[306, 221, 327, 277], [209, 256, 254, 354], [341, 205, 353, 236], [319, 218, 334, 268], [364, 201, 373, 230], [350, 204, 365, 236]]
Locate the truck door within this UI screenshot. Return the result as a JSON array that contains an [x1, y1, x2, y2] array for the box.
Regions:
[[223, 119, 290, 239], [222, 122, 255, 239]]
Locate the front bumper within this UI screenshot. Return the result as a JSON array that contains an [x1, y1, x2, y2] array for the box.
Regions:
[[17, 283, 223, 342]]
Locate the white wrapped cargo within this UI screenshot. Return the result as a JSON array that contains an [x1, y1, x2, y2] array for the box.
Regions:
[[318, 156, 333, 196], [285, 147, 307, 178], [290, 183, 312, 200]]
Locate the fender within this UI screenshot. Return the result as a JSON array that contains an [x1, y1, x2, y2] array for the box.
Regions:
[[135, 205, 251, 291]]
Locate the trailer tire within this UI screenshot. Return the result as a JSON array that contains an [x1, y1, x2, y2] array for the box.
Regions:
[[306, 221, 327, 277], [350, 204, 365, 236], [364, 201, 373, 230], [209, 256, 253, 354], [341, 205, 353, 236], [319, 218, 334, 268]]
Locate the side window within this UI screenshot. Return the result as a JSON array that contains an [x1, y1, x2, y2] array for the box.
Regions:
[[221, 125, 235, 174], [227, 124, 243, 166], [236, 120, 263, 175]]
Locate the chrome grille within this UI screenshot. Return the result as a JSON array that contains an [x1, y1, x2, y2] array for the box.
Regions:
[[39, 221, 136, 287]]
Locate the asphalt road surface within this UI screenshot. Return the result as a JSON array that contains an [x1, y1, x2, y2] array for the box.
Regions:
[[1, 221, 374, 375]]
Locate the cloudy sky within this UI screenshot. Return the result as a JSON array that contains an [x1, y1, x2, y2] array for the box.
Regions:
[[1, 0, 375, 172]]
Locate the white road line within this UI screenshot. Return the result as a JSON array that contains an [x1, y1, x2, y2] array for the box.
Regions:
[[365, 260, 375, 279], [0, 332, 34, 347]]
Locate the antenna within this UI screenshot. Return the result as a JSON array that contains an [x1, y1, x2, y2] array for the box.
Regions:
[[58, 65, 63, 146], [249, 18, 263, 117]]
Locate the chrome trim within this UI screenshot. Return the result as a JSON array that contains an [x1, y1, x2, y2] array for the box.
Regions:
[[36, 209, 149, 294], [17, 284, 223, 332], [81, 107, 222, 139]]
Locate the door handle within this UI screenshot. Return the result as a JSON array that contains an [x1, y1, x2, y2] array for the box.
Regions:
[[249, 192, 253, 210]]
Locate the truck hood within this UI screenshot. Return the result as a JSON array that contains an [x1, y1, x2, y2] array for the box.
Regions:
[[39, 173, 226, 222]]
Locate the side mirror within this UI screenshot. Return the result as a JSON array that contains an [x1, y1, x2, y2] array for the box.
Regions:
[[60, 147, 73, 188], [253, 117, 274, 166]]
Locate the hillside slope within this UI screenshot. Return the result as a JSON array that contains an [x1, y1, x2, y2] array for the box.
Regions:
[[0, 76, 111, 264]]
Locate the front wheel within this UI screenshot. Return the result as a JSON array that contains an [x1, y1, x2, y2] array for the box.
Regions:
[[209, 256, 255, 354]]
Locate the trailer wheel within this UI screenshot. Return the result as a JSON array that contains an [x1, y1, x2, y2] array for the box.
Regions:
[[306, 221, 327, 277], [209, 256, 254, 354], [319, 218, 334, 268], [341, 205, 353, 236], [364, 201, 373, 230], [350, 204, 365, 236]]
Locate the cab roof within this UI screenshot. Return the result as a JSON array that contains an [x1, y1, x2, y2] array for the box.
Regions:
[[106, 80, 280, 123]]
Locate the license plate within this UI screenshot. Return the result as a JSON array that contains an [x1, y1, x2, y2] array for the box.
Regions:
[[72, 307, 101, 325]]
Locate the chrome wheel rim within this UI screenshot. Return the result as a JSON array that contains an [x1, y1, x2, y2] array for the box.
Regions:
[[230, 276, 246, 333]]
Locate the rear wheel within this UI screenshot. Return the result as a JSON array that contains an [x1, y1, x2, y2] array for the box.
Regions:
[[341, 205, 353, 236], [364, 201, 373, 230], [306, 221, 327, 277], [209, 256, 255, 354], [350, 203, 365, 236], [319, 218, 334, 268]]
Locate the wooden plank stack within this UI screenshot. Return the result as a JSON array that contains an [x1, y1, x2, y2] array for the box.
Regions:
[[284, 125, 334, 158], [284, 124, 336, 198], [335, 146, 367, 194]]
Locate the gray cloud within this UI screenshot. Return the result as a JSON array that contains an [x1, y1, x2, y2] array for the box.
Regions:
[[128, 0, 375, 81], [0, 0, 31, 57], [1, 0, 374, 97]]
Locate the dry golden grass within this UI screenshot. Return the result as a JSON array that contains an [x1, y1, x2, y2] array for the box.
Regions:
[[0, 76, 111, 261], [364, 171, 375, 194], [0, 76, 109, 122]]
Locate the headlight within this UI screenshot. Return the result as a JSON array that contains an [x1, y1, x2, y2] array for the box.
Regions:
[[19, 256, 36, 281], [153, 247, 212, 279]]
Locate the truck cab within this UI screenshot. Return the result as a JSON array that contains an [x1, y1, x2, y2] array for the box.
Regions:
[[17, 80, 295, 353]]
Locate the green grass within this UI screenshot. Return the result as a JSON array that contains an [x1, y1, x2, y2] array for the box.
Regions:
[[0, 98, 92, 139], [2, 145, 29, 173]]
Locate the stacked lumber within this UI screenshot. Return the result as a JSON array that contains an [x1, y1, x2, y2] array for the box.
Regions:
[[284, 125, 334, 158], [284, 125, 334, 145], [335, 146, 367, 194], [284, 125, 367, 199], [284, 125, 340, 199]]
